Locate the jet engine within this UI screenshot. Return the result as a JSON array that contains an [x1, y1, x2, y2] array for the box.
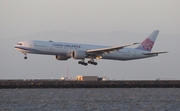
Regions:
[[71, 50, 86, 59], [55, 55, 69, 60]]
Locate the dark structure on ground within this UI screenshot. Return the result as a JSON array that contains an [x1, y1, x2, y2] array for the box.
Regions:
[[0, 80, 180, 88]]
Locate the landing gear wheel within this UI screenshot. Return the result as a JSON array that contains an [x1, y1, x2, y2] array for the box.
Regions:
[[93, 62, 97, 65], [88, 61, 92, 64], [78, 61, 88, 66], [78, 61, 83, 64], [88, 60, 94, 64], [83, 63, 88, 66], [88, 60, 97, 65]]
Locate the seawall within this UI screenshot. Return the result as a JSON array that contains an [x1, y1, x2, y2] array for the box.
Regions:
[[0, 80, 180, 88]]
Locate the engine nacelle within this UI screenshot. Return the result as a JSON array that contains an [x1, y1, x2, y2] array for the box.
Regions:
[[71, 50, 86, 59], [55, 55, 69, 60]]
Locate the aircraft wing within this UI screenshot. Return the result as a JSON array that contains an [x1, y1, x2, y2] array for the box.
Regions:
[[86, 42, 139, 54], [142, 51, 168, 55]]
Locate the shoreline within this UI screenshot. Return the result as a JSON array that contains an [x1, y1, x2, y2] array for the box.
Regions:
[[0, 80, 180, 88]]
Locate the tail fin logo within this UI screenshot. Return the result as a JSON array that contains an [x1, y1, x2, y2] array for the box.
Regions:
[[142, 38, 154, 51]]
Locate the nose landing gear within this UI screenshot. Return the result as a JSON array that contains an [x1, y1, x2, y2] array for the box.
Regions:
[[24, 53, 27, 59]]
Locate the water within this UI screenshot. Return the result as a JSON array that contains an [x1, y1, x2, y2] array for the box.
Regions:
[[0, 88, 180, 111]]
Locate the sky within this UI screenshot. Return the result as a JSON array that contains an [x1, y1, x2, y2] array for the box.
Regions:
[[0, 0, 180, 80]]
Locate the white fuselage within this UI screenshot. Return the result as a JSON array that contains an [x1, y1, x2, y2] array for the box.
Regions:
[[14, 40, 156, 61]]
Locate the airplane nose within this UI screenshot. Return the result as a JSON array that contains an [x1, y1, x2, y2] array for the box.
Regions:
[[14, 45, 18, 50], [14, 45, 21, 50], [14, 45, 18, 48]]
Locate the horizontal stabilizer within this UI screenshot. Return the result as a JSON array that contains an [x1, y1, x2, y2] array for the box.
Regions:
[[142, 51, 168, 55]]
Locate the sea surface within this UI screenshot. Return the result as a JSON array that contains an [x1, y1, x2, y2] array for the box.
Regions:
[[0, 88, 180, 111]]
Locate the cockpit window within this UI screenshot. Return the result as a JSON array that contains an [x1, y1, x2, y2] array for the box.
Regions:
[[17, 43, 22, 45]]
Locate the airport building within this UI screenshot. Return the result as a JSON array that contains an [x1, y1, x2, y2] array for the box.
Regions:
[[76, 76, 98, 81], [76, 76, 107, 81]]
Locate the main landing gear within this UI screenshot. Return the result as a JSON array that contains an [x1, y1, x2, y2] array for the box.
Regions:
[[78, 61, 88, 66], [78, 59, 98, 66], [88, 60, 97, 65]]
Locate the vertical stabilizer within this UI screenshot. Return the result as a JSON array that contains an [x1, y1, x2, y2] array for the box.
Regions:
[[136, 30, 159, 51]]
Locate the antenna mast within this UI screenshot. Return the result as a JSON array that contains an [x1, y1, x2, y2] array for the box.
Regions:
[[67, 65, 69, 80]]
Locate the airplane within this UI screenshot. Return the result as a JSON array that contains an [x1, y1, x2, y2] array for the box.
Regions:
[[14, 30, 167, 66]]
